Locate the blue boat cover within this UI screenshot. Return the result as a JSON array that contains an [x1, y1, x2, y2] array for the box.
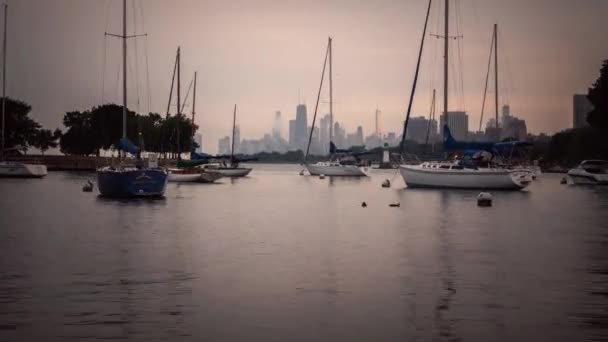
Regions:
[[443, 125, 496, 151], [118, 138, 141, 156], [191, 151, 212, 161]]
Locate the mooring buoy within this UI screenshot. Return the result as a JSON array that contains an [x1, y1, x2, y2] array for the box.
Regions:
[[361, 201, 367, 208], [477, 192, 492, 207], [319, 174, 326, 179], [560, 177, 567, 185], [381, 179, 390, 188]]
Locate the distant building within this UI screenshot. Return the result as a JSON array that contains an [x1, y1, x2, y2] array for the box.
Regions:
[[295, 104, 308, 150], [234, 125, 241, 154], [406, 116, 438, 143], [375, 108, 382, 136], [194, 133, 203, 152], [319, 114, 331, 154], [440, 111, 469, 141], [573, 94, 593, 129], [218, 136, 231, 155], [288, 119, 296, 148], [273, 111, 282, 140], [356, 126, 364, 146], [333, 122, 346, 148]]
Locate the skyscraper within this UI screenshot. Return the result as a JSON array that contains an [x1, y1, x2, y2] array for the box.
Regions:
[[406, 116, 437, 143], [375, 108, 382, 136], [218, 136, 231, 155], [272, 111, 282, 140], [440, 111, 469, 141], [194, 133, 203, 152], [319, 114, 331, 153], [288, 119, 296, 148], [573, 94, 593, 129], [356, 126, 364, 146], [295, 104, 308, 150]]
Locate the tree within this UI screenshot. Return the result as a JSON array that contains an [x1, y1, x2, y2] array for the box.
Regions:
[[1, 97, 59, 154], [31, 129, 61, 155], [59, 104, 197, 156], [587, 60, 608, 131]]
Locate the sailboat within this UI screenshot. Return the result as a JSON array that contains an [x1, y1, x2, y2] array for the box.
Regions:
[[398, 0, 531, 190], [304, 37, 367, 177], [201, 104, 252, 177], [0, 3, 47, 178], [167, 48, 223, 183], [96, 0, 168, 197]]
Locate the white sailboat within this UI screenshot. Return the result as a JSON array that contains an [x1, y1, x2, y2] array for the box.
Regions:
[[166, 48, 223, 183], [304, 37, 367, 177], [0, 4, 47, 178], [398, 1, 530, 190], [210, 104, 253, 178]]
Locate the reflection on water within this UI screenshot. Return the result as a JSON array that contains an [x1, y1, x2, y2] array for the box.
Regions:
[[0, 165, 607, 341]]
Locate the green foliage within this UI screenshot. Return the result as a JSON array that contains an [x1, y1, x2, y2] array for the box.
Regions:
[[546, 127, 607, 166], [1, 97, 60, 153], [587, 60, 608, 130], [59, 104, 196, 156]]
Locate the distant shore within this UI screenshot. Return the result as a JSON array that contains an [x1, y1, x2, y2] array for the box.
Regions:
[[5, 155, 571, 173]]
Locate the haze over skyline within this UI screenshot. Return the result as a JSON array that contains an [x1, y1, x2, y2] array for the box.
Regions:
[[5, 0, 608, 154]]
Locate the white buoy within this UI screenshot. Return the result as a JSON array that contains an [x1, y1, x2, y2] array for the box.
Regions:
[[319, 174, 325, 179], [381, 179, 390, 188], [299, 170, 305, 176], [477, 192, 493, 207]]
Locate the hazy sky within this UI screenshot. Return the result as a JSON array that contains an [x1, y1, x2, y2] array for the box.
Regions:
[[6, 0, 608, 153]]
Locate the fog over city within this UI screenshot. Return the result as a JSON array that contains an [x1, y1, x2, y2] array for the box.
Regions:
[[6, 0, 608, 153]]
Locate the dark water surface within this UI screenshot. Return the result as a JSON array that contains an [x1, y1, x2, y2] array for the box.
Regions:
[[1, 164, 608, 341]]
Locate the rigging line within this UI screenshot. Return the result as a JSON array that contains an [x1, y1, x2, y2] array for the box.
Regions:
[[479, 28, 495, 132], [138, 0, 151, 113], [424, 89, 436, 156], [304, 40, 330, 162], [456, 0, 465, 112], [399, 0, 432, 156], [101, 0, 111, 104], [132, 0, 140, 114], [180, 77, 194, 114], [498, 29, 514, 107], [101, 34, 107, 104]]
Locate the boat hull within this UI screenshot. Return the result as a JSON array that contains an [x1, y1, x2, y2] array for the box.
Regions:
[[97, 168, 168, 197], [305, 163, 367, 177], [568, 169, 608, 185], [399, 165, 530, 190], [216, 167, 252, 177], [168, 168, 223, 183], [0, 161, 47, 178]]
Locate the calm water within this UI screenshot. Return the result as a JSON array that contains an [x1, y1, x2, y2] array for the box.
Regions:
[[1, 164, 608, 341]]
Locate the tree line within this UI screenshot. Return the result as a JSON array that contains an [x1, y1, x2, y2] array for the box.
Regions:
[[59, 104, 196, 157]]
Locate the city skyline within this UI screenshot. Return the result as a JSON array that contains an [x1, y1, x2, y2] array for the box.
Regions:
[[4, 0, 608, 154]]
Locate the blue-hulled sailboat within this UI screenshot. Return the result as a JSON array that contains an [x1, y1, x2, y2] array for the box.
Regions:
[[96, 0, 167, 197]]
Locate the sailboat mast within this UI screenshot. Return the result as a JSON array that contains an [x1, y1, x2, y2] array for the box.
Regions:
[[176, 46, 181, 158], [1, 3, 6, 161], [122, 0, 127, 139], [192, 71, 197, 140], [231, 104, 236, 161], [443, 0, 449, 124], [494, 23, 499, 141], [329, 36, 333, 145]]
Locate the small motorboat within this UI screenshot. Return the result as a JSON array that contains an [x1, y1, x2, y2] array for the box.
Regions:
[[567, 160, 608, 185]]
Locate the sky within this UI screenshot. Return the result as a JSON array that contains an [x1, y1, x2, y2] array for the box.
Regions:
[[5, 0, 608, 154]]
